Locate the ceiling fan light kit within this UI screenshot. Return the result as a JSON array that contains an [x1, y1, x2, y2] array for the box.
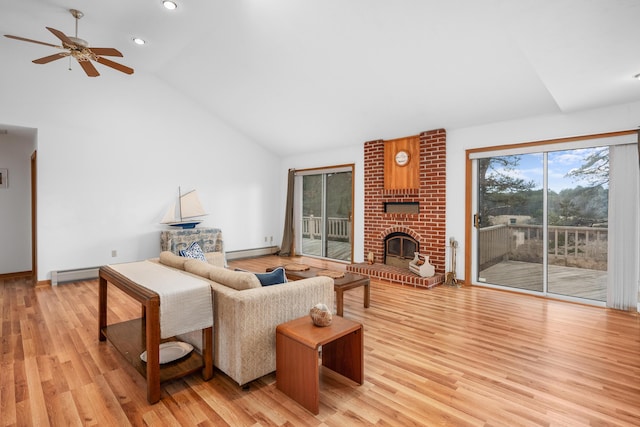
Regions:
[[4, 8, 134, 77]]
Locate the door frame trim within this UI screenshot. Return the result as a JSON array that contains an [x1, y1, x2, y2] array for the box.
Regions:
[[31, 150, 37, 286]]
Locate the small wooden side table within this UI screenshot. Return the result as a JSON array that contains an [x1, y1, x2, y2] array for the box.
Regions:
[[276, 316, 363, 414]]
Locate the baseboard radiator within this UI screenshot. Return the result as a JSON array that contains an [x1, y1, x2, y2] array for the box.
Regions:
[[51, 267, 100, 286], [226, 246, 279, 260]]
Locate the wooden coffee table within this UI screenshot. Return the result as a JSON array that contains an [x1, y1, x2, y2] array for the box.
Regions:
[[267, 265, 370, 316], [276, 315, 363, 414]]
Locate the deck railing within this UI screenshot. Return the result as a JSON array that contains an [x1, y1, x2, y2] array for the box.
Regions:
[[477, 225, 511, 268], [479, 224, 608, 270], [302, 216, 350, 241]]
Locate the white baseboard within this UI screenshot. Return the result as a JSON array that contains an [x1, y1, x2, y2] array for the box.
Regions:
[[226, 246, 279, 260]]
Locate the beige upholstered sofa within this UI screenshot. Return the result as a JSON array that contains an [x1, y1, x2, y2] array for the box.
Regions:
[[154, 251, 335, 387]]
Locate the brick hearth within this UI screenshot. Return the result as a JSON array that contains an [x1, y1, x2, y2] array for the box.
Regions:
[[348, 262, 443, 288], [347, 129, 447, 289]]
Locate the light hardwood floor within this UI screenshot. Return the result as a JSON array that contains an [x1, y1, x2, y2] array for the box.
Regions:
[[1, 255, 639, 426]]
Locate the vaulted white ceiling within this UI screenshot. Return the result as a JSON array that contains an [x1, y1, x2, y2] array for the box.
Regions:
[[3, 0, 640, 155]]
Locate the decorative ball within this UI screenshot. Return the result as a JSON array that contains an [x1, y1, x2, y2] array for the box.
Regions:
[[309, 303, 332, 327]]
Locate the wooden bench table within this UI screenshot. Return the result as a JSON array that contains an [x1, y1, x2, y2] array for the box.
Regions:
[[98, 265, 213, 404]]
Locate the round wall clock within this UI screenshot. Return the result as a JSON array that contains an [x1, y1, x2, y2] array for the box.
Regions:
[[395, 150, 410, 166]]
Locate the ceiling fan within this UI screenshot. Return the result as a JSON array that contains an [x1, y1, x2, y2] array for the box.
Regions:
[[4, 9, 134, 77]]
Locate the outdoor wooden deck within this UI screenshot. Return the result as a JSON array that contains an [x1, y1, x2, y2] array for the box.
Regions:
[[302, 238, 607, 302], [301, 238, 352, 261], [480, 260, 607, 301]]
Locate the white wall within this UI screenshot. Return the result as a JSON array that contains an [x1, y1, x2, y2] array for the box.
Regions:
[[0, 64, 282, 281], [0, 130, 36, 273], [280, 144, 365, 263]]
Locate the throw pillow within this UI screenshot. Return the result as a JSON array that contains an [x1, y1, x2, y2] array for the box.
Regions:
[[254, 267, 287, 286], [205, 251, 226, 268], [179, 242, 207, 262]]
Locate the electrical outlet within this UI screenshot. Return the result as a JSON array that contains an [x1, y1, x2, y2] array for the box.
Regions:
[[270, 236, 273, 243], [264, 236, 268, 242], [111, 250, 117, 257]]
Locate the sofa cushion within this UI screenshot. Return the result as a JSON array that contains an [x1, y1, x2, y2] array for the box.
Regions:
[[208, 266, 261, 291], [159, 251, 187, 270], [254, 267, 287, 286], [179, 242, 207, 262], [184, 259, 214, 279]]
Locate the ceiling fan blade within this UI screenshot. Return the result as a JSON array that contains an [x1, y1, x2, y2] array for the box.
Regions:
[[4, 34, 61, 48], [33, 52, 69, 64], [46, 27, 76, 47], [95, 56, 134, 75], [87, 47, 123, 57], [77, 59, 100, 77]]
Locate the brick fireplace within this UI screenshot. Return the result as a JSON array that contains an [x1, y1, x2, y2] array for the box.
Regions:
[[347, 129, 446, 288]]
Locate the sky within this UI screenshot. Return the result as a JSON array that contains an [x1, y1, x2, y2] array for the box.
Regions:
[[492, 147, 608, 193]]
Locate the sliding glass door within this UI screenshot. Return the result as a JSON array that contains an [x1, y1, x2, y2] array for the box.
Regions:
[[299, 167, 353, 262], [476, 153, 544, 292], [475, 147, 609, 303], [546, 148, 608, 300]]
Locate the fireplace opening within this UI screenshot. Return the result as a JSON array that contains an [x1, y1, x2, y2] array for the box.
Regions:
[[384, 232, 418, 269]]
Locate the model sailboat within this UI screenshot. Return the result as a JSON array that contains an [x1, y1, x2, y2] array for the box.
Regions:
[[161, 188, 208, 229]]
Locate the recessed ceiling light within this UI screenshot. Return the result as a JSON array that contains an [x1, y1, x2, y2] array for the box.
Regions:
[[133, 37, 146, 45], [163, 1, 178, 10]]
